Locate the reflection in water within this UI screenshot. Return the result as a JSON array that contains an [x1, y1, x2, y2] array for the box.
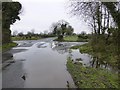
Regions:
[[70, 49, 116, 71], [51, 42, 77, 54], [4, 39, 78, 88], [66, 46, 117, 72], [68, 49, 92, 67], [51, 42, 104, 69], [51, 42, 69, 54], [50, 41, 111, 69], [2, 38, 116, 88]]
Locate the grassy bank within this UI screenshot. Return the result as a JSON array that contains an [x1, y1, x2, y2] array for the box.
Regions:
[[64, 35, 78, 42], [12, 36, 41, 41], [68, 42, 119, 88], [54, 35, 89, 42], [2, 42, 18, 52], [64, 35, 88, 42], [70, 43, 92, 54], [67, 58, 119, 88]]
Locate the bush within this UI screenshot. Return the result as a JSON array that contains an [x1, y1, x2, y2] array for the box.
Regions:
[[78, 34, 88, 39], [57, 35, 63, 41]]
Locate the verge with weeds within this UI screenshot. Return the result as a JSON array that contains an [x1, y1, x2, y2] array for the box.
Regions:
[[67, 58, 119, 88], [2, 42, 18, 52]]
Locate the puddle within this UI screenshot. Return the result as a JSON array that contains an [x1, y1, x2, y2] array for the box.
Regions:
[[68, 49, 92, 67]]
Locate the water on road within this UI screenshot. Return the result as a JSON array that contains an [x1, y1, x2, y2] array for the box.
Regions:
[[2, 38, 89, 88]]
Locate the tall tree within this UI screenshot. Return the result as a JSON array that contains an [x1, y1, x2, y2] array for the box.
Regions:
[[2, 2, 22, 44], [102, 2, 120, 61], [51, 20, 74, 40]]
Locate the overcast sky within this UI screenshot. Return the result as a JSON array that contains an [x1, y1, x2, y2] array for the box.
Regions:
[[11, 0, 91, 34]]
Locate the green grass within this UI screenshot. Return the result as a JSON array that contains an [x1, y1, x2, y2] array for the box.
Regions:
[[54, 35, 89, 42], [63, 35, 89, 42], [67, 58, 119, 88], [64, 35, 78, 42], [12, 36, 41, 41], [71, 43, 92, 54], [68, 36, 119, 88], [2, 42, 18, 52]]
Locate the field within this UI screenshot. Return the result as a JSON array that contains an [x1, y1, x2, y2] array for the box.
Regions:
[[64, 35, 88, 42], [54, 35, 89, 42], [12, 36, 41, 41]]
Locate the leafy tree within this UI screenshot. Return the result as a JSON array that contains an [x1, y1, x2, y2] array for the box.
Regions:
[[2, 2, 22, 44], [66, 26, 74, 35], [51, 20, 74, 40]]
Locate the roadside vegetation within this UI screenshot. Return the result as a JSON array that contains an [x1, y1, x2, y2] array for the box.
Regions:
[[54, 35, 89, 42], [67, 58, 119, 88], [70, 43, 92, 53], [2, 2, 22, 44], [2, 42, 18, 52], [67, 1, 120, 88], [63, 35, 78, 42], [12, 29, 56, 41], [71, 42, 118, 69], [2, 2, 22, 53], [54, 31, 90, 42], [63, 34, 89, 42]]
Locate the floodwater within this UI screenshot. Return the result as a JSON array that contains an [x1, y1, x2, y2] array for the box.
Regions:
[[2, 38, 88, 88], [2, 37, 117, 88]]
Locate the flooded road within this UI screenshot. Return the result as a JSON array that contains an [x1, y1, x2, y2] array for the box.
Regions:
[[2, 38, 88, 88]]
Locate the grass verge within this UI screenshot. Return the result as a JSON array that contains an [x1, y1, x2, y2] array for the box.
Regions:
[[64, 35, 88, 42], [67, 58, 119, 88], [70, 43, 92, 54], [2, 42, 18, 52]]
